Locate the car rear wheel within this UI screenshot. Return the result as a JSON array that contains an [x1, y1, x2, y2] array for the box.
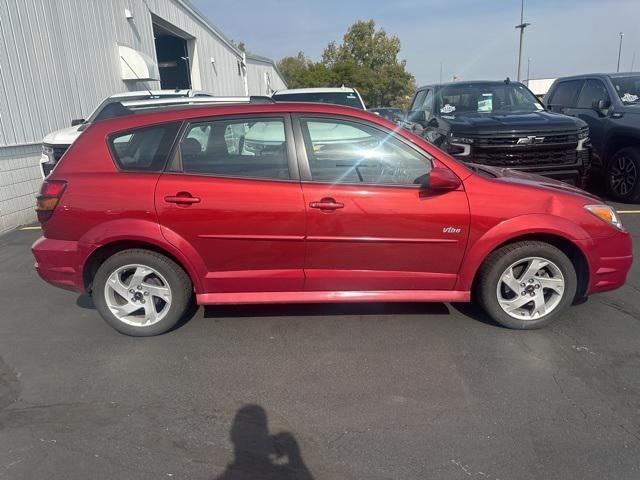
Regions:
[[607, 147, 640, 203], [92, 249, 193, 336], [476, 241, 577, 329]]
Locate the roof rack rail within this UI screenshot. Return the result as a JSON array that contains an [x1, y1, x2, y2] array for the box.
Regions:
[[249, 95, 276, 104]]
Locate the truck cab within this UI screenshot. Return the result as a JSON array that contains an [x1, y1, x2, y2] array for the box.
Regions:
[[545, 73, 640, 202]]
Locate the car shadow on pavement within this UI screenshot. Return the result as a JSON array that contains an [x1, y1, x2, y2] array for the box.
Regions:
[[215, 404, 314, 480], [76, 293, 95, 309], [203, 301, 451, 319], [76, 293, 498, 329], [450, 302, 504, 328]]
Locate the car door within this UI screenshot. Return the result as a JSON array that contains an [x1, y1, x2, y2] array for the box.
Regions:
[[292, 114, 470, 292], [155, 114, 307, 293], [566, 78, 611, 164]]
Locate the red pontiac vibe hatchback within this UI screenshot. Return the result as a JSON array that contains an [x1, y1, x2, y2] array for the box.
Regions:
[[32, 101, 633, 336]]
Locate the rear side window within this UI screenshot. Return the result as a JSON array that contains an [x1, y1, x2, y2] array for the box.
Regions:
[[179, 117, 290, 180], [547, 80, 582, 108], [109, 122, 181, 172]]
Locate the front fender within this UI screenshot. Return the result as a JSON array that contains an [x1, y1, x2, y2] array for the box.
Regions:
[[455, 214, 594, 292], [78, 219, 206, 293]]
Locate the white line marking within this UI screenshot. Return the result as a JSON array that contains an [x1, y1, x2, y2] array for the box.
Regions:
[[20, 226, 41, 230]]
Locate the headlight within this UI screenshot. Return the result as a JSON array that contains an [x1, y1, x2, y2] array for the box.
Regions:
[[41, 145, 55, 163], [449, 135, 474, 144], [584, 205, 624, 230], [578, 127, 589, 140]]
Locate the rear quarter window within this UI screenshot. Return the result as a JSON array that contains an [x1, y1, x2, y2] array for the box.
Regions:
[[108, 122, 181, 172]]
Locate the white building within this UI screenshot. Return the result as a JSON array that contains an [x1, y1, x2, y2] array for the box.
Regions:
[[524, 78, 557, 99], [0, 0, 286, 233]]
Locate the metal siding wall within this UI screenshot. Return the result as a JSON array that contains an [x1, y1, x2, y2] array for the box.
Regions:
[[246, 59, 287, 95], [0, 0, 250, 147], [0, 144, 41, 232], [0, 0, 278, 232]]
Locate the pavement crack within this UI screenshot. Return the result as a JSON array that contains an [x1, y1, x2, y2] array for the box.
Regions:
[[0, 355, 21, 412], [552, 373, 588, 421]]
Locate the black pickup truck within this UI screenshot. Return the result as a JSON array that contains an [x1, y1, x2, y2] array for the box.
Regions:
[[403, 79, 591, 187], [545, 73, 640, 202]]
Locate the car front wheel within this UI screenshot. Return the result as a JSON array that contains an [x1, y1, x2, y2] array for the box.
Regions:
[[92, 249, 193, 336], [476, 241, 577, 329]]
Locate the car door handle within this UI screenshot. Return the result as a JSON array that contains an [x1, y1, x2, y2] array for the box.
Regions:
[[309, 198, 344, 210], [164, 193, 201, 205]]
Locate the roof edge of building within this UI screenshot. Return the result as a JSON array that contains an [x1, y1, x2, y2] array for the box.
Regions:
[[177, 0, 285, 87]]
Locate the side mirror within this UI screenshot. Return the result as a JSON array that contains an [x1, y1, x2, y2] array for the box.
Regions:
[[407, 110, 426, 123], [592, 99, 611, 116], [71, 118, 85, 126], [415, 167, 462, 192]]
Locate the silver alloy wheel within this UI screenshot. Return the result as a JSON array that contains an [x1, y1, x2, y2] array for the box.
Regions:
[[104, 263, 172, 327], [496, 256, 565, 320], [610, 155, 638, 196]]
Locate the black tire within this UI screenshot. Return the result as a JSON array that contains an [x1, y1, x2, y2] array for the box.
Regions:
[[92, 249, 193, 336], [607, 147, 640, 203], [475, 241, 577, 330]]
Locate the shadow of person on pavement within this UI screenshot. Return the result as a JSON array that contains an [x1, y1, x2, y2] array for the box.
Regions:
[[215, 404, 314, 480]]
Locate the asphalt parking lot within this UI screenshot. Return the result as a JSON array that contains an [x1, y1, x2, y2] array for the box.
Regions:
[[0, 204, 639, 480]]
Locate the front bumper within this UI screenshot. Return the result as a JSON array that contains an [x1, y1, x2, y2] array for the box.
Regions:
[[32, 236, 87, 292], [584, 229, 633, 294]]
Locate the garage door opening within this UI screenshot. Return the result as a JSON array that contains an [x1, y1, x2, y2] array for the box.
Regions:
[[153, 21, 191, 90]]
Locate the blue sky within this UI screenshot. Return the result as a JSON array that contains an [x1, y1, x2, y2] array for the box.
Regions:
[[191, 0, 640, 85]]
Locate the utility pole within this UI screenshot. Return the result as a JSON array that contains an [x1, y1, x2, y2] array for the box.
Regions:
[[631, 52, 636, 72], [439, 62, 443, 83], [515, 0, 531, 82], [526, 57, 531, 84], [617, 32, 624, 72]]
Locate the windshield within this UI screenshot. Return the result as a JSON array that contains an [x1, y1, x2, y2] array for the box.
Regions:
[[435, 83, 543, 115], [273, 92, 364, 109], [609, 75, 640, 104]]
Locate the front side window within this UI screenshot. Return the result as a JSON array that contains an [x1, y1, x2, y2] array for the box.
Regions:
[[300, 118, 431, 186], [109, 122, 181, 172], [421, 89, 434, 114], [410, 90, 427, 111], [180, 117, 290, 180], [576, 79, 610, 108]]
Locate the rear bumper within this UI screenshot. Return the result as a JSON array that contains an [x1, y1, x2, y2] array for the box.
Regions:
[[585, 230, 633, 294], [32, 236, 86, 292]]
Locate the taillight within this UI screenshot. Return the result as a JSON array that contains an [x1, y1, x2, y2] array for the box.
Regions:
[[36, 180, 67, 223]]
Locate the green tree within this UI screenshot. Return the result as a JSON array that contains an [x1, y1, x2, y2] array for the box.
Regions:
[[324, 20, 414, 108], [278, 20, 415, 108]]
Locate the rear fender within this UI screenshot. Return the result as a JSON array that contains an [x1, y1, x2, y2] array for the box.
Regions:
[[79, 219, 206, 293]]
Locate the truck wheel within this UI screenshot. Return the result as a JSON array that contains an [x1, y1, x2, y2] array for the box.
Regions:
[[476, 241, 577, 330], [607, 147, 640, 203], [92, 249, 193, 336]]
